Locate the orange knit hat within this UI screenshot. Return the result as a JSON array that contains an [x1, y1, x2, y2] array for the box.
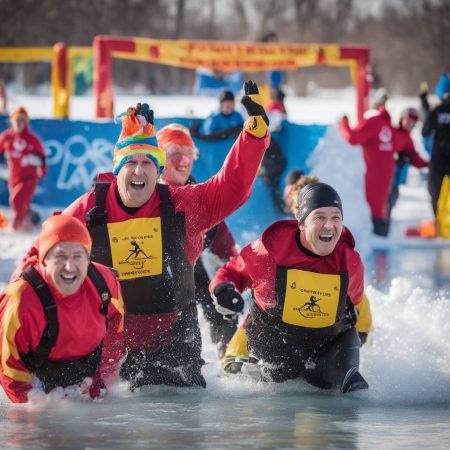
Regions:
[[113, 107, 165, 175], [156, 123, 195, 149], [38, 215, 92, 264]]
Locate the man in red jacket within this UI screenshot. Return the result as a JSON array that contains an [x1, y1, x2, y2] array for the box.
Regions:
[[0, 215, 124, 403], [157, 123, 239, 357], [210, 182, 368, 393], [0, 107, 47, 231], [14, 81, 270, 390]]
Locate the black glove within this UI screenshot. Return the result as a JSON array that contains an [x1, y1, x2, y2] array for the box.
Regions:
[[241, 80, 269, 138], [212, 282, 245, 317], [135, 102, 154, 125]]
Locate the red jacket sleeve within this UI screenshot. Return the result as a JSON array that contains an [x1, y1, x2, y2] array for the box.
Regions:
[[173, 131, 270, 240], [92, 264, 125, 386], [397, 132, 428, 169], [346, 249, 365, 306], [0, 281, 34, 403], [210, 250, 253, 295], [208, 221, 238, 261], [30, 132, 46, 159], [339, 116, 374, 147]]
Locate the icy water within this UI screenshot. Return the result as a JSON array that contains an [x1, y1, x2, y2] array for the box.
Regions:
[[3, 387, 450, 450], [1, 246, 450, 449]]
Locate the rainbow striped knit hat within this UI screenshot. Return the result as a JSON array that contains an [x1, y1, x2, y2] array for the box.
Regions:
[[113, 107, 166, 176]]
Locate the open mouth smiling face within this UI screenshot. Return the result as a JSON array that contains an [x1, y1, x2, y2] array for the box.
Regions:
[[117, 154, 159, 207], [300, 207, 343, 256], [44, 242, 90, 296]]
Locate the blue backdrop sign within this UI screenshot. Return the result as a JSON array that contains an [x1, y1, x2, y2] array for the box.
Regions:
[[0, 115, 326, 245]]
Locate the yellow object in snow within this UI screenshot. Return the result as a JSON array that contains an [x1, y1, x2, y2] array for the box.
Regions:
[[437, 175, 450, 238]]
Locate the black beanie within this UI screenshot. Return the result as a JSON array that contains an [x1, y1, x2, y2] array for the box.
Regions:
[[220, 90, 235, 103], [297, 182, 343, 224]]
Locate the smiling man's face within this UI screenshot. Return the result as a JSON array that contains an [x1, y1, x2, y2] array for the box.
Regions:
[[116, 153, 158, 207], [299, 206, 343, 256], [44, 241, 89, 296]]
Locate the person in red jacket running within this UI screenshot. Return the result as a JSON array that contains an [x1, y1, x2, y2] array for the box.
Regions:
[[210, 182, 368, 393], [13, 81, 270, 390], [157, 123, 239, 357], [0, 107, 47, 231], [339, 94, 397, 236], [0, 215, 125, 403]]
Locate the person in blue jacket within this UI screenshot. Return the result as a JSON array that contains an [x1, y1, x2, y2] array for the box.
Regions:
[[196, 90, 244, 140]]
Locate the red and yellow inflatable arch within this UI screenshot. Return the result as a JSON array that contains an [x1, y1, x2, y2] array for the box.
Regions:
[[93, 35, 371, 120]]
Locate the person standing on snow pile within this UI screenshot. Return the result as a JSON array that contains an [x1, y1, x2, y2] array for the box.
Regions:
[[193, 90, 244, 141], [13, 81, 271, 390], [209, 182, 368, 393], [157, 123, 239, 358], [0, 215, 125, 403], [339, 89, 397, 237], [422, 71, 450, 238], [0, 106, 47, 231]]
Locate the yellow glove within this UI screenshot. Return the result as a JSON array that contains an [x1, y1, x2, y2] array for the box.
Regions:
[[241, 80, 269, 138]]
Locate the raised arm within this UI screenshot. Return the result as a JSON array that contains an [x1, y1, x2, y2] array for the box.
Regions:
[[175, 81, 270, 234], [339, 115, 373, 146]]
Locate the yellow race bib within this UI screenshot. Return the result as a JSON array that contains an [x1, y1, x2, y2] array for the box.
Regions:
[[282, 269, 341, 328], [107, 217, 162, 280]]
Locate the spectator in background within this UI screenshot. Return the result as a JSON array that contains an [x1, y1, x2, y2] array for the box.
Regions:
[[0, 215, 124, 403], [387, 108, 428, 230], [339, 89, 396, 236], [423, 72, 450, 237], [282, 168, 305, 213], [0, 107, 47, 231], [194, 90, 244, 140], [157, 123, 239, 358], [266, 88, 287, 132]]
